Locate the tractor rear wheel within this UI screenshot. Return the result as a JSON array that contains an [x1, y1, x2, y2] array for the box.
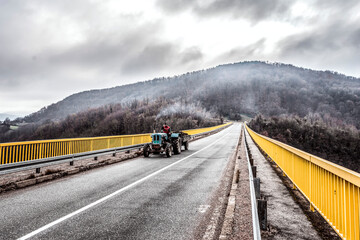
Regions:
[[173, 139, 181, 154]]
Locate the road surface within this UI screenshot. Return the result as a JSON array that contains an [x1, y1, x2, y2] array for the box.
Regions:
[[0, 123, 241, 240]]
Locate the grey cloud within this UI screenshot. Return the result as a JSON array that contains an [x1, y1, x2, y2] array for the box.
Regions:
[[0, 0, 204, 92], [180, 47, 203, 64], [315, 0, 359, 9], [156, 0, 194, 13], [157, 0, 294, 22], [278, 20, 360, 56], [122, 45, 203, 74], [49, 23, 161, 69], [122, 43, 176, 74], [277, 16, 360, 74], [213, 39, 266, 64]]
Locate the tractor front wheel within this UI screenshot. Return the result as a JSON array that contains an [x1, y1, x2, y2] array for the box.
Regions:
[[144, 144, 150, 157]]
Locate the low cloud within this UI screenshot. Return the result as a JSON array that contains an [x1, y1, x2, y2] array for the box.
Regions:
[[277, 16, 360, 71], [216, 39, 266, 62], [157, 0, 294, 23], [156, 102, 215, 119]]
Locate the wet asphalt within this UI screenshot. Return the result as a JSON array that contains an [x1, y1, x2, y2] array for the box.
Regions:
[[0, 123, 241, 240]]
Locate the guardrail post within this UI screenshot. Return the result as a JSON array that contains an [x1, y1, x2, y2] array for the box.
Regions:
[[68, 141, 71, 155], [249, 153, 254, 166], [252, 166, 257, 178], [36, 168, 40, 174], [39, 143, 43, 159], [257, 196, 267, 230], [113, 150, 116, 157], [70, 155, 74, 166], [309, 156, 313, 212], [254, 177, 260, 199]]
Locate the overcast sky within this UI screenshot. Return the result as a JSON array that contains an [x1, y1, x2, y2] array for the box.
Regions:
[[1, 0, 360, 117]]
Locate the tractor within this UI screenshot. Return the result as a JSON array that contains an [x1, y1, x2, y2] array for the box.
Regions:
[[143, 132, 190, 158]]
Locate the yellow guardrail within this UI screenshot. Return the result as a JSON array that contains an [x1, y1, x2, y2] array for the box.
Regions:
[[245, 124, 360, 240], [182, 122, 231, 136], [0, 123, 231, 165]]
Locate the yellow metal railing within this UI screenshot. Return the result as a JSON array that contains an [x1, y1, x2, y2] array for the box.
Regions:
[[182, 122, 231, 136], [0, 123, 230, 165], [245, 124, 360, 240]]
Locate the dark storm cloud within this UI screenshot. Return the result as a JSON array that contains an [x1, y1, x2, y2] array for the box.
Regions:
[[157, 0, 294, 22]]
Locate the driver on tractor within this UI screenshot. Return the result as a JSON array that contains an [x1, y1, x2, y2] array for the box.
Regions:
[[162, 124, 171, 134]]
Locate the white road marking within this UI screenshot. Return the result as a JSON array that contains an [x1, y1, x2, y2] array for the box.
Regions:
[[18, 125, 234, 240]]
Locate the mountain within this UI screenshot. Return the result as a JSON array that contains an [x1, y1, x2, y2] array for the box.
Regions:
[[23, 61, 360, 129]]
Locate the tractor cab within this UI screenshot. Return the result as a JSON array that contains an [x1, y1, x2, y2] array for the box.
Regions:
[[151, 133, 168, 145]]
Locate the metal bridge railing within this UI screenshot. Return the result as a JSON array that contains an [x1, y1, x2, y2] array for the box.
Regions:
[[0, 123, 231, 165], [245, 124, 360, 240], [181, 123, 230, 136]]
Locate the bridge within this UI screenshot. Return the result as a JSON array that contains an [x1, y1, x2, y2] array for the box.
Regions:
[[0, 123, 358, 239]]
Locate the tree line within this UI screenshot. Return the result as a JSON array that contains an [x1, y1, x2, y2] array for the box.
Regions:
[[0, 98, 220, 143], [249, 115, 360, 172]]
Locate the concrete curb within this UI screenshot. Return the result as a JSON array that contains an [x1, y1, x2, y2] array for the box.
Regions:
[[219, 126, 242, 239], [0, 151, 142, 193]]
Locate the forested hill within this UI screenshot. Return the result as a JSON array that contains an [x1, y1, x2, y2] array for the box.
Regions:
[[23, 61, 360, 129]]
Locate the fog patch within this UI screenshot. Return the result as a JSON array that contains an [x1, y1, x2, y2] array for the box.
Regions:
[[156, 102, 215, 119]]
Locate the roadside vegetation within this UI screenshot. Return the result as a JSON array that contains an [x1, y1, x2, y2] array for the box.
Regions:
[[249, 115, 360, 172], [0, 98, 220, 143]]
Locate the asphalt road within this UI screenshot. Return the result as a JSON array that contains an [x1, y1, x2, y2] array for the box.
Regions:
[[0, 123, 241, 240]]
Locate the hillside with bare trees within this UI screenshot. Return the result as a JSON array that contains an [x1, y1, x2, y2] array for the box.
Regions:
[[249, 115, 360, 172], [21, 61, 360, 129], [1, 98, 220, 143]]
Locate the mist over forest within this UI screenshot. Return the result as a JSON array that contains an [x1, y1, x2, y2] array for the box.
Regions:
[[21, 61, 360, 127], [1, 61, 360, 144]]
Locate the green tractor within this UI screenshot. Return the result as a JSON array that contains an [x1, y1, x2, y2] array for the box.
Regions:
[[143, 132, 190, 158]]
